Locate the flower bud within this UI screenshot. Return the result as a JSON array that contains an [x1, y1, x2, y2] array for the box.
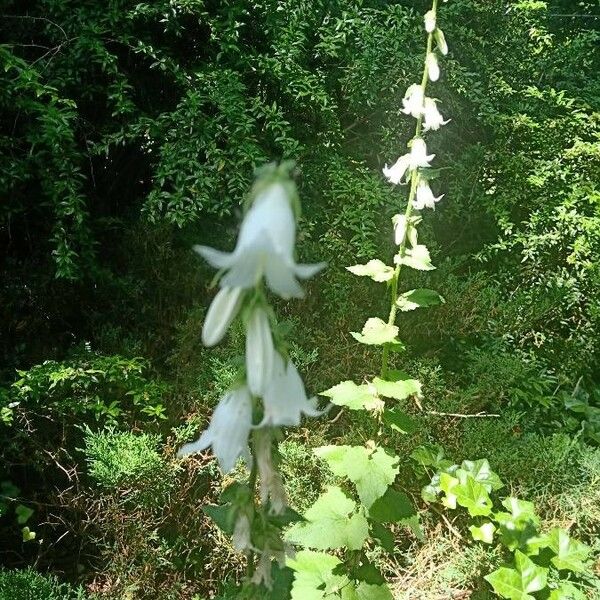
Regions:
[[245, 306, 276, 397], [426, 52, 440, 82], [434, 28, 448, 55], [424, 10, 436, 33], [202, 286, 244, 347]]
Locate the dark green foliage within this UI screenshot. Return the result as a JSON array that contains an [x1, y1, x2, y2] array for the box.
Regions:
[[0, 568, 87, 600]]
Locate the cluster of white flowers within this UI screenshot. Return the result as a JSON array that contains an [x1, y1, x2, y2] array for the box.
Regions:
[[383, 7, 450, 215], [178, 177, 325, 481]]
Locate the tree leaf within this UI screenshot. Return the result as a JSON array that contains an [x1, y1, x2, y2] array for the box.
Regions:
[[469, 522, 496, 544], [485, 551, 548, 600], [346, 260, 394, 282], [396, 288, 445, 311], [350, 318, 400, 346], [287, 550, 350, 600], [546, 528, 590, 573], [315, 445, 399, 509], [320, 381, 381, 411], [285, 486, 368, 550]]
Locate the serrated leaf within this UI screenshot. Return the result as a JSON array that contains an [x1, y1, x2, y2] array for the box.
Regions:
[[354, 561, 385, 585], [369, 488, 416, 523], [382, 408, 419, 433], [314, 446, 399, 509], [546, 528, 590, 573], [288, 550, 350, 600], [350, 318, 400, 346], [485, 551, 548, 600], [203, 504, 236, 535], [346, 260, 394, 282], [396, 245, 435, 271], [459, 459, 504, 492], [372, 371, 421, 400], [320, 381, 380, 411], [285, 486, 368, 550], [370, 521, 395, 554], [396, 288, 445, 311], [469, 522, 496, 544]]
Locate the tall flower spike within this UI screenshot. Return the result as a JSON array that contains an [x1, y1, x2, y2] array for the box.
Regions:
[[413, 179, 444, 210], [202, 286, 244, 347], [178, 386, 253, 473], [423, 98, 450, 131], [194, 182, 325, 300], [245, 305, 276, 397]]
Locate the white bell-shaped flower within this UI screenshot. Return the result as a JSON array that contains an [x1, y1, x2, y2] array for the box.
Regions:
[[178, 386, 253, 473], [259, 353, 322, 427], [423, 98, 450, 131], [383, 154, 410, 185], [201, 286, 244, 347], [401, 84, 425, 118], [426, 53, 440, 82], [413, 179, 444, 210], [194, 182, 325, 299], [424, 10, 436, 33], [409, 138, 435, 169], [245, 306, 276, 397]]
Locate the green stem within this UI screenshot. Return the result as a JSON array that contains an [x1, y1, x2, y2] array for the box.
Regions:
[[381, 0, 438, 378]]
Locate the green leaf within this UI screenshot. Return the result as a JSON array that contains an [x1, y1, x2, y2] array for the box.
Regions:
[[203, 504, 236, 535], [469, 522, 496, 544], [285, 486, 369, 550], [287, 550, 350, 600], [350, 318, 400, 346], [372, 371, 422, 400], [453, 475, 493, 516], [548, 582, 586, 600], [346, 260, 394, 283], [353, 582, 394, 600], [411, 445, 453, 471], [15, 504, 34, 525], [546, 528, 590, 573], [320, 381, 380, 411], [496, 497, 540, 551], [459, 459, 504, 492], [396, 288, 445, 311], [22, 526, 36, 542], [369, 521, 395, 554], [314, 446, 399, 509], [439, 472, 459, 509], [485, 551, 548, 600], [382, 408, 419, 433], [354, 561, 385, 585], [396, 245, 435, 271], [369, 488, 415, 523]]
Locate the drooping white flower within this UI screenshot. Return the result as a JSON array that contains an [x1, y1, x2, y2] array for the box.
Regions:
[[424, 9, 436, 33], [259, 353, 322, 427], [435, 28, 448, 55], [426, 52, 440, 82], [255, 431, 288, 515], [401, 84, 425, 118], [413, 179, 444, 210], [409, 138, 435, 169], [194, 183, 325, 300], [423, 98, 450, 131], [177, 386, 253, 473], [201, 286, 244, 347], [245, 306, 276, 397], [383, 154, 410, 185]]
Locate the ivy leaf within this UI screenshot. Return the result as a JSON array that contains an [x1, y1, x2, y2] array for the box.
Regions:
[[314, 445, 399, 509], [396, 245, 435, 271], [469, 522, 496, 544], [369, 488, 416, 523], [396, 288, 445, 311], [411, 445, 453, 471], [496, 497, 540, 551], [346, 260, 394, 283], [485, 551, 548, 600], [382, 408, 419, 434], [546, 528, 590, 573], [350, 318, 400, 346], [320, 381, 380, 411], [548, 582, 586, 599], [285, 486, 368, 550], [372, 371, 422, 400], [439, 472, 459, 509], [287, 550, 350, 600], [453, 475, 493, 516], [22, 526, 36, 542], [15, 504, 34, 525], [459, 459, 504, 492]]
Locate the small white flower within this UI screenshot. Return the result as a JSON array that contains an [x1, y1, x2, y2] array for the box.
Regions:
[[413, 179, 444, 210], [409, 138, 435, 169], [201, 286, 244, 347], [177, 386, 253, 473], [194, 183, 325, 299], [232, 513, 253, 552], [245, 306, 276, 397], [423, 98, 450, 131], [424, 10, 436, 33], [259, 353, 322, 427], [401, 84, 425, 118], [426, 53, 440, 82], [383, 154, 410, 185]]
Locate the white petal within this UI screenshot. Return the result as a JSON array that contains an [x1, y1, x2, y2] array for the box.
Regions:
[[264, 255, 305, 299], [246, 307, 275, 396], [427, 53, 440, 82], [383, 155, 410, 184], [193, 244, 235, 269], [294, 261, 327, 279], [202, 286, 244, 347], [424, 10, 436, 32]]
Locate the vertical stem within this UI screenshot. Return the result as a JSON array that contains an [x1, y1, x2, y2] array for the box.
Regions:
[[381, 0, 438, 378]]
